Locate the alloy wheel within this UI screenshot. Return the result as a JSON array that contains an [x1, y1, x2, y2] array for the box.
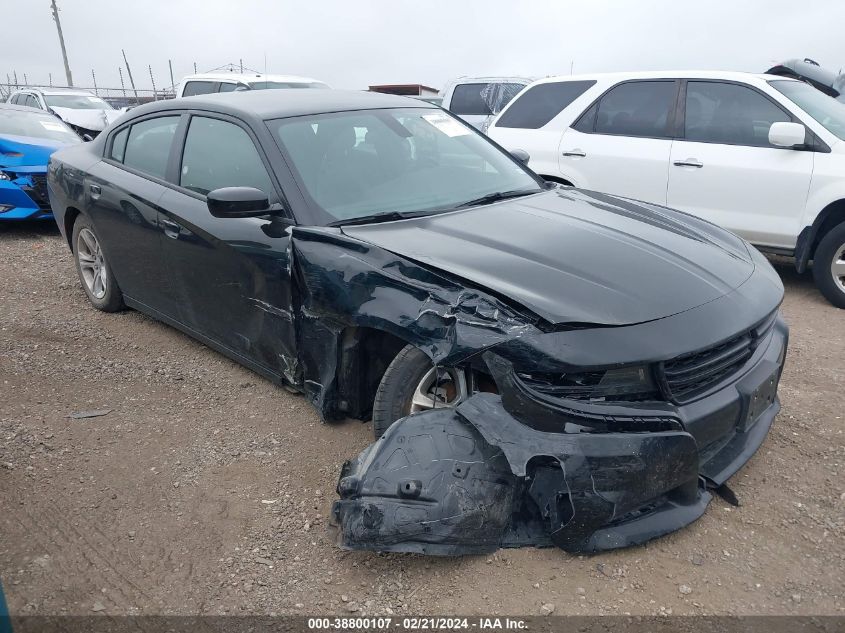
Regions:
[[77, 227, 107, 299], [832, 243, 845, 294], [409, 367, 469, 413]]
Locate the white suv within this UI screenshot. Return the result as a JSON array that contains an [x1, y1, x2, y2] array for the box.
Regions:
[[488, 71, 845, 307]]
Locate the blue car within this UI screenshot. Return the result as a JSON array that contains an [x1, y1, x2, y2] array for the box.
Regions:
[[0, 103, 80, 220]]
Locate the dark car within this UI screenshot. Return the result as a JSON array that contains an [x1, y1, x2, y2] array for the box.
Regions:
[[47, 90, 788, 555]]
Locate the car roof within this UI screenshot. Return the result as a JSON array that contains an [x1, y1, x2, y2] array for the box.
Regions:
[[0, 102, 51, 114], [129, 89, 431, 120], [533, 70, 794, 85], [180, 72, 324, 84], [13, 87, 99, 96]]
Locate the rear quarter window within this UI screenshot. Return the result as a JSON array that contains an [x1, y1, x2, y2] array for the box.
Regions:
[[495, 80, 597, 129], [182, 81, 217, 97]]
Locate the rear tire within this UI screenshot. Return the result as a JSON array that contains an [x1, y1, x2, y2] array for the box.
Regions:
[[72, 215, 124, 312], [812, 222, 845, 309]]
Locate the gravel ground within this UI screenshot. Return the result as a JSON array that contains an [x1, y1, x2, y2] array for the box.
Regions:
[[0, 221, 843, 617]]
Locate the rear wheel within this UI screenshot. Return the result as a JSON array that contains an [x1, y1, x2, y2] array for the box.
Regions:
[[72, 215, 124, 312], [812, 222, 845, 309], [371, 344, 469, 439]]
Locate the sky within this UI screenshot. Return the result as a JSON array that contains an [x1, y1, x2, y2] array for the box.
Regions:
[[3, 0, 844, 93]]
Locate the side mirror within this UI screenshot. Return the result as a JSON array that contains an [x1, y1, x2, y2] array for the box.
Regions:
[[769, 121, 806, 148], [82, 133, 95, 142], [509, 148, 531, 165], [207, 187, 271, 218]]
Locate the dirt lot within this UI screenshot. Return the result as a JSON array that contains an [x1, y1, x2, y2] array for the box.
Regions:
[[1, 221, 843, 618]]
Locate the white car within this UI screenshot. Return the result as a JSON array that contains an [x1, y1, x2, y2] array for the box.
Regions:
[[440, 76, 532, 132], [488, 71, 845, 307], [175, 73, 329, 98], [6, 87, 122, 138]]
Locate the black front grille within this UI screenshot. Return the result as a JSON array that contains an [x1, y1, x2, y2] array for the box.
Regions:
[[662, 313, 777, 402], [21, 174, 51, 210]]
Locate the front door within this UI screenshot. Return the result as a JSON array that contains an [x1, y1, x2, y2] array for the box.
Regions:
[[157, 114, 297, 379], [667, 81, 813, 249]]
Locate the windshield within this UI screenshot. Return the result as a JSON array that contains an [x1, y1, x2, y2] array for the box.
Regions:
[[770, 80, 845, 141], [44, 94, 114, 110], [271, 107, 542, 224], [0, 109, 80, 143], [248, 81, 329, 90]]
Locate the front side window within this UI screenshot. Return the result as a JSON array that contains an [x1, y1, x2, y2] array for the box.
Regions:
[[272, 108, 542, 224], [122, 116, 180, 179], [25, 95, 43, 109], [180, 116, 274, 196], [217, 82, 240, 93], [594, 81, 676, 138], [685, 81, 790, 146], [43, 94, 113, 110], [182, 81, 217, 97], [496, 80, 596, 129], [770, 79, 845, 141], [0, 108, 80, 143]]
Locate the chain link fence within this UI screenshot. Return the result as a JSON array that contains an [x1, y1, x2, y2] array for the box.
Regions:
[[0, 83, 174, 108]]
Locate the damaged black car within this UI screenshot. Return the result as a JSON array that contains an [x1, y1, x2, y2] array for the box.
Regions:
[[46, 90, 788, 555]]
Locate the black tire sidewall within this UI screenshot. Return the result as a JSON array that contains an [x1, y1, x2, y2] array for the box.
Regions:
[[812, 223, 845, 309], [371, 344, 435, 439], [71, 215, 123, 312]]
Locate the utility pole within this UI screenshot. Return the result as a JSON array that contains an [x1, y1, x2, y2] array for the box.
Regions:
[[118, 67, 126, 97], [91, 69, 98, 95], [148, 65, 157, 100], [50, 0, 74, 86], [168, 59, 175, 92], [122, 49, 139, 102]]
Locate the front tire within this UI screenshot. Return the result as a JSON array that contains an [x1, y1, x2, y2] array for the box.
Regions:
[[72, 215, 124, 312], [372, 345, 467, 439], [812, 223, 845, 309]]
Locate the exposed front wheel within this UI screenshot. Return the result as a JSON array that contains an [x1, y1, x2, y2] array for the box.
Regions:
[[812, 223, 845, 309], [72, 215, 124, 312], [371, 344, 468, 439]]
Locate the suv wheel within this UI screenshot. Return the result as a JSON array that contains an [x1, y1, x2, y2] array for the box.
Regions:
[[813, 222, 845, 308], [371, 344, 468, 439], [72, 215, 124, 312]]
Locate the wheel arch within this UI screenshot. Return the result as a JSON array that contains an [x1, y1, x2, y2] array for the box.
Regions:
[[795, 198, 845, 273], [333, 326, 411, 421], [63, 206, 82, 251]]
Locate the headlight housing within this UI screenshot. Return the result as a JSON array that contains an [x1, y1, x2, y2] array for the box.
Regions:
[[0, 171, 10, 181], [517, 365, 659, 402]]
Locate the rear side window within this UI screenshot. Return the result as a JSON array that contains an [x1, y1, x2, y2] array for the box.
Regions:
[[110, 127, 129, 162], [496, 80, 596, 129], [594, 81, 677, 138], [179, 116, 274, 196], [9, 94, 20, 104], [122, 116, 180, 179], [684, 81, 791, 147], [217, 82, 239, 93], [448, 83, 526, 116], [182, 81, 217, 97]]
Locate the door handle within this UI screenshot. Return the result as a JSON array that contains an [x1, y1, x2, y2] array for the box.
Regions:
[[673, 158, 703, 168], [89, 184, 101, 199], [562, 149, 587, 157], [160, 218, 182, 239]]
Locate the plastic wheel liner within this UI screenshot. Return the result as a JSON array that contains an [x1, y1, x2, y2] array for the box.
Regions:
[[331, 354, 715, 555]]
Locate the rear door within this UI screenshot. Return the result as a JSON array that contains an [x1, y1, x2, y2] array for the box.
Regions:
[[84, 114, 183, 316], [156, 113, 297, 376], [666, 80, 813, 248], [558, 80, 679, 204]]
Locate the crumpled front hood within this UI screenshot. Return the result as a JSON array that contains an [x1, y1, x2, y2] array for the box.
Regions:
[[0, 134, 75, 168], [50, 107, 121, 132], [342, 188, 755, 326]]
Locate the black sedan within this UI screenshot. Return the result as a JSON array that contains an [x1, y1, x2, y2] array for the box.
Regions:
[[47, 90, 788, 555]]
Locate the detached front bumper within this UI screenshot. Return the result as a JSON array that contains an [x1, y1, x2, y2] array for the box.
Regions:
[[0, 170, 53, 220], [332, 317, 787, 555]]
